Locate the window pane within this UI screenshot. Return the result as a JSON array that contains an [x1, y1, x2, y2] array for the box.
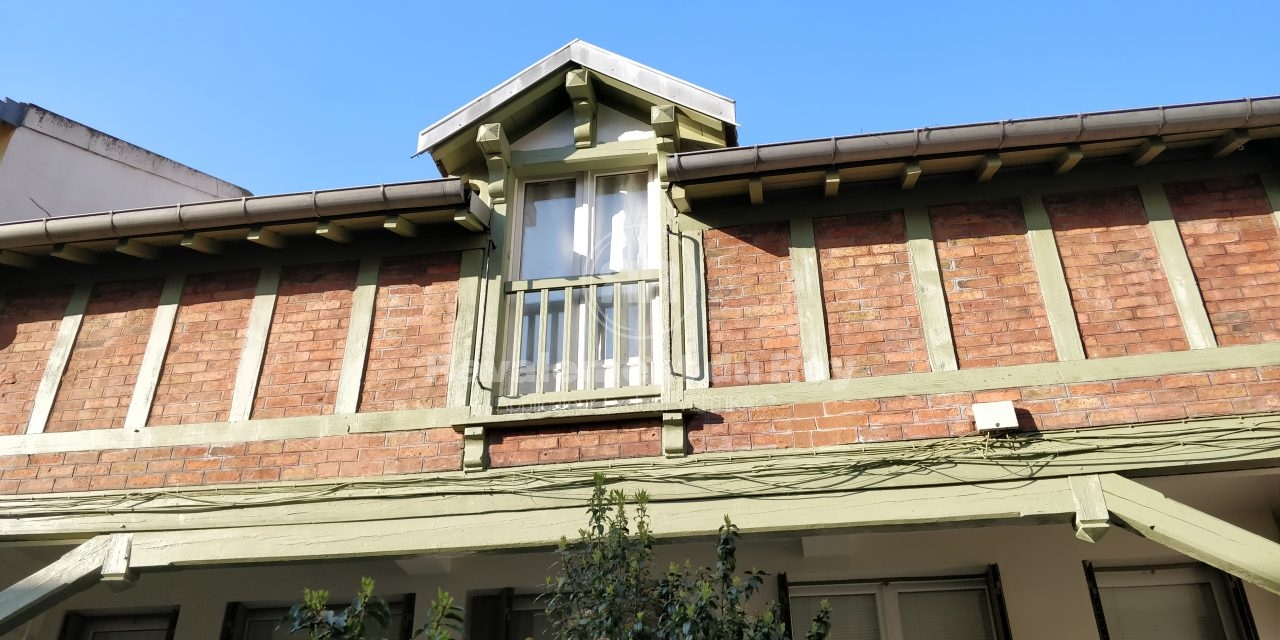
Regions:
[[593, 172, 653, 273], [520, 180, 578, 280], [1100, 583, 1227, 640], [899, 588, 994, 640], [791, 594, 879, 640]]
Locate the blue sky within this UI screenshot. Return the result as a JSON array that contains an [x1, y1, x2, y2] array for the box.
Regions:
[[4, 1, 1278, 196]]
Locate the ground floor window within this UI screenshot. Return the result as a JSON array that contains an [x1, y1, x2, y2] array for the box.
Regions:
[[785, 571, 1010, 640], [59, 610, 178, 640], [1086, 564, 1257, 640], [220, 597, 412, 640], [468, 590, 549, 640]]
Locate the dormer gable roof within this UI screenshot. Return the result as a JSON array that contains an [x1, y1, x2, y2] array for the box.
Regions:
[[415, 40, 737, 176]]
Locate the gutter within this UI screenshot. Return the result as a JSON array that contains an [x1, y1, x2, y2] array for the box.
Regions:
[[667, 96, 1280, 182], [0, 178, 470, 250]]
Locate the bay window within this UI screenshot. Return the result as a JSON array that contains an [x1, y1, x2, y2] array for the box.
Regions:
[[505, 170, 661, 401]]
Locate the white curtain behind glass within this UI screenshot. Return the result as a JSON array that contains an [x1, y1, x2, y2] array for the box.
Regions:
[[1100, 584, 1227, 640], [791, 594, 880, 640], [519, 179, 579, 280], [594, 172, 653, 273]]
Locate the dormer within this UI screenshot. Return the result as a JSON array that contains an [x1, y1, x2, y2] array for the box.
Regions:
[[413, 42, 737, 412]]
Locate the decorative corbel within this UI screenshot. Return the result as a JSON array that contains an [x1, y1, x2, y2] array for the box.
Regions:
[[565, 68, 597, 149], [661, 411, 687, 458], [652, 104, 680, 183], [476, 123, 511, 209], [1068, 474, 1110, 543], [463, 426, 488, 471]]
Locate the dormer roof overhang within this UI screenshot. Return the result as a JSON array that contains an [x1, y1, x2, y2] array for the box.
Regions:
[[415, 40, 738, 176]]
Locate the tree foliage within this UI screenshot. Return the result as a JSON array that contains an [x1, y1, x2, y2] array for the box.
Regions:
[[285, 577, 462, 640], [545, 475, 831, 640]]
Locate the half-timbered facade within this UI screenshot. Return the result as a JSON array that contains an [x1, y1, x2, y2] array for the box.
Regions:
[[1, 41, 1279, 640]]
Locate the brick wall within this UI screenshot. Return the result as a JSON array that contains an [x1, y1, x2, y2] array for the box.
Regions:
[[149, 270, 258, 426], [930, 201, 1057, 368], [815, 211, 929, 378], [46, 279, 163, 432], [1045, 188, 1187, 357], [360, 253, 460, 413], [487, 419, 660, 468], [0, 428, 461, 494], [688, 365, 1280, 454], [704, 222, 803, 386], [1166, 176, 1280, 346], [0, 286, 72, 435], [252, 262, 357, 419]]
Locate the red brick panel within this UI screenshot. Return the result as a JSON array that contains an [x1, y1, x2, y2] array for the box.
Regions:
[[0, 428, 461, 494], [815, 211, 929, 378], [1166, 176, 1280, 346], [704, 222, 803, 387], [0, 286, 73, 435], [149, 270, 258, 426], [487, 419, 660, 468], [1044, 188, 1186, 357], [46, 280, 163, 432], [930, 201, 1057, 368], [359, 253, 460, 413], [252, 262, 357, 419], [687, 365, 1280, 454]]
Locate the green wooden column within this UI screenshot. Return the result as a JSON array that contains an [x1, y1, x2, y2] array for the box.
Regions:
[[790, 217, 831, 381]]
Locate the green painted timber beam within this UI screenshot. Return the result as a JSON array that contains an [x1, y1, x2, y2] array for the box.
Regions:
[[0, 535, 113, 636], [1138, 183, 1217, 350], [904, 205, 958, 371], [789, 217, 831, 382], [1100, 473, 1280, 595], [1021, 195, 1086, 361]]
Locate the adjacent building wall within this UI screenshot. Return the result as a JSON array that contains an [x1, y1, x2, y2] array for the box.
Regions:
[[0, 101, 250, 223]]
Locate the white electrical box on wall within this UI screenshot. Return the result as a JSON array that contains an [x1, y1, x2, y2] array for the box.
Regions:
[[972, 400, 1018, 432]]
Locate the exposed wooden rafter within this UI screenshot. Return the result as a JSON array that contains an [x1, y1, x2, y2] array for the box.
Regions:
[[1052, 145, 1084, 175], [1130, 136, 1166, 166], [50, 243, 96, 264], [383, 215, 418, 238], [824, 170, 840, 198], [748, 178, 764, 205], [900, 161, 922, 190], [180, 233, 222, 255], [1209, 128, 1250, 158], [247, 226, 287, 249], [316, 220, 352, 243], [975, 153, 1002, 183], [114, 238, 159, 260], [0, 250, 38, 269]]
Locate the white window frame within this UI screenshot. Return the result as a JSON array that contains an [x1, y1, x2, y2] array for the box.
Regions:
[[1091, 565, 1246, 640], [504, 168, 663, 400], [788, 577, 1000, 640]]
